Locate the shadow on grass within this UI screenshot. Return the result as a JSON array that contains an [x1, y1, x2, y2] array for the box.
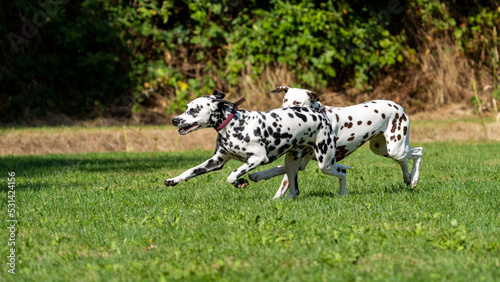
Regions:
[[302, 182, 413, 198], [0, 152, 213, 191], [304, 190, 339, 198], [366, 183, 410, 194]]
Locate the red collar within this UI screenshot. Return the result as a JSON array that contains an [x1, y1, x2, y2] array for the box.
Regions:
[[216, 97, 246, 131]]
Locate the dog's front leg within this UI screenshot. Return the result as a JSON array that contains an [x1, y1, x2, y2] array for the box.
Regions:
[[164, 154, 228, 186], [273, 152, 314, 199], [248, 165, 286, 182], [227, 156, 268, 188]]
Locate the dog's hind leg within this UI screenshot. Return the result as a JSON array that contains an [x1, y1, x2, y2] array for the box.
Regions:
[[392, 147, 422, 189], [409, 147, 423, 188], [371, 125, 414, 187], [397, 159, 411, 185], [383, 137, 413, 187], [378, 116, 423, 188], [381, 112, 423, 188]]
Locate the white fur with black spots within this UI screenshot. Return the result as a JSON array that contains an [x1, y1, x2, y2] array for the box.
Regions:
[[248, 86, 423, 198], [165, 90, 351, 199]]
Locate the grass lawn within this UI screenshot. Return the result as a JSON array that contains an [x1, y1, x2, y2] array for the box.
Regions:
[[1, 141, 499, 281]]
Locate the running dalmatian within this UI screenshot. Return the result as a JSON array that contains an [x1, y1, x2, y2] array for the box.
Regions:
[[164, 90, 352, 198], [249, 86, 423, 198]]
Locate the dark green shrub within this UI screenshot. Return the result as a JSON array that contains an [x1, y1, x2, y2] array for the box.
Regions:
[[1, 0, 498, 122]]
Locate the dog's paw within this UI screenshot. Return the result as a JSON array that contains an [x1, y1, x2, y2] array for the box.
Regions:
[[248, 173, 259, 182], [164, 179, 179, 186], [233, 178, 249, 189]]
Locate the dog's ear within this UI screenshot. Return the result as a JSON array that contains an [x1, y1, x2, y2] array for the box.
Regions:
[[306, 90, 319, 102], [212, 89, 226, 100], [216, 99, 234, 111], [270, 86, 289, 94]]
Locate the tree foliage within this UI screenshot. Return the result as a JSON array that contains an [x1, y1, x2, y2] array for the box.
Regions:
[[0, 0, 498, 122]]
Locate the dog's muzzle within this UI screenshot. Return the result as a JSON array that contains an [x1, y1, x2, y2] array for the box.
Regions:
[[172, 117, 200, 135]]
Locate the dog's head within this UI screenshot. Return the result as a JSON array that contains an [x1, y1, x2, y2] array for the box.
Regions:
[[270, 86, 319, 109], [171, 90, 227, 135]]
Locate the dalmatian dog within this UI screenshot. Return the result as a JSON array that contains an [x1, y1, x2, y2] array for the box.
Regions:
[[248, 86, 423, 198], [164, 90, 351, 198]]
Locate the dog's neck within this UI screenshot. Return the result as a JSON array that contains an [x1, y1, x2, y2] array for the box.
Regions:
[[312, 101, 326, 114], [210, 104, 239, 131], [211, 98, 246, 131]]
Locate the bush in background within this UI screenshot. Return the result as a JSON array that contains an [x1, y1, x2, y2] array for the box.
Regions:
[[0, 0, 498, 124]]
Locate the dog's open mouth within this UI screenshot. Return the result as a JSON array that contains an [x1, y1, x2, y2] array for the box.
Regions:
[[178, 123, 200, 135]]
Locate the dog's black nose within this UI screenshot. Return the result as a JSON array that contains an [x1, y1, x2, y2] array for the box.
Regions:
[[172, 118, 180, 126]]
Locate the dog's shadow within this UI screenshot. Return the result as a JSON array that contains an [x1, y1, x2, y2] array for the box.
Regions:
[[303, 190, 338, 198], [302, 182, 411, 199]]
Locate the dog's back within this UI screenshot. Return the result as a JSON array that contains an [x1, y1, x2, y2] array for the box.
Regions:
[[317, 100, 408, 161]]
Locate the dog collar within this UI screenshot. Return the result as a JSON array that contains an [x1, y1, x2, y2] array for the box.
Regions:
[[318, 101, 325, 114], [216, 97, 246, 131]]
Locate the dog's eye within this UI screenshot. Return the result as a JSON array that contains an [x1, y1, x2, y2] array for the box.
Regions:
[[188, 109, 199, 115]]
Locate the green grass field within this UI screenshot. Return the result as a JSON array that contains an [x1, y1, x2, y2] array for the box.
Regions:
[[1, 141, 499, 281]]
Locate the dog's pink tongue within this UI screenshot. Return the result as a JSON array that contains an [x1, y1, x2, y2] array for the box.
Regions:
[[179, 124, 199, 134]]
